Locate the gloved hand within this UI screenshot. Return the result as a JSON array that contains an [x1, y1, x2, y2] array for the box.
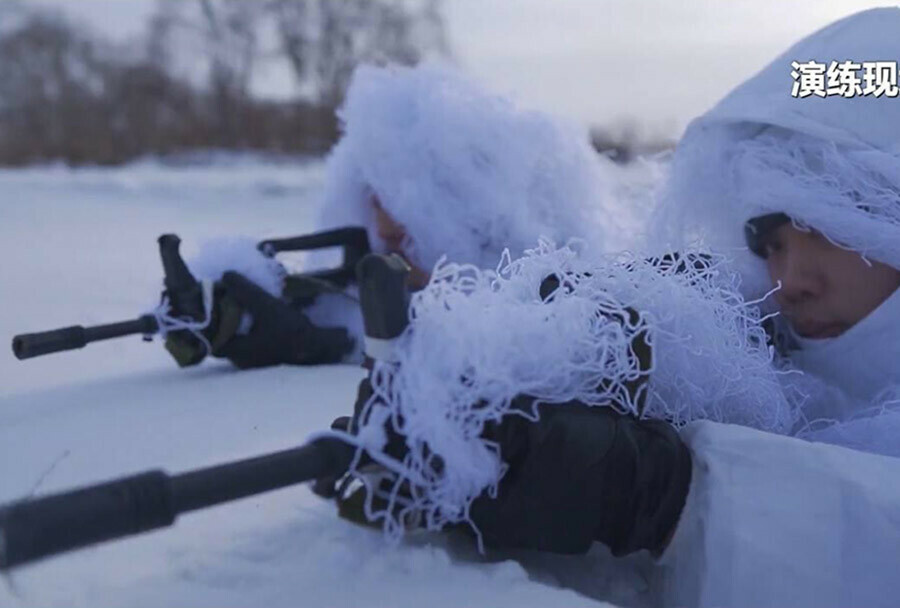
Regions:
[[211, 271, 354, 369], [317, 266, 686, 553], [313, 375, 415, 527], [470, 396, 691, 556]]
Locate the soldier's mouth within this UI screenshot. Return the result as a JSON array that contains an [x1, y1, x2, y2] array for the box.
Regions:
[[792, 321, 846, 339]]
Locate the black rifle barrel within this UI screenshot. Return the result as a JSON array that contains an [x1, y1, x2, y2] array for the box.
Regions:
[[0, 437, 355, 570], [12, 315, 159, 360]]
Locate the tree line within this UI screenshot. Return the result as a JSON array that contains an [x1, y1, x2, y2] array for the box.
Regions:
[[0, 0, 448, 165]]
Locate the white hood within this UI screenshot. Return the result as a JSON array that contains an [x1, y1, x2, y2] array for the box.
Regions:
[[649, 8, 900, 428], [653, 7, 900, 297], [311, 64, 615, 273]]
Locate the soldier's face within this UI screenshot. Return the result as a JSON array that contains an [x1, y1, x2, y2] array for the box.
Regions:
[[764, 223, 900, 339], [370, 196, 430, 290]]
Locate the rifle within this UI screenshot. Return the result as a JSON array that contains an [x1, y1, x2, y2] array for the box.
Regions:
[[0, 252, 411, 571], [11, 227, 370, 362]]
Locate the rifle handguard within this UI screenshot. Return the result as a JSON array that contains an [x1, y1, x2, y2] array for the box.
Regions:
[[0, 438, 355, 570]]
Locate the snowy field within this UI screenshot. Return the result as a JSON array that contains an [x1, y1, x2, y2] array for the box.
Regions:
[[0, 158, 646, 607]]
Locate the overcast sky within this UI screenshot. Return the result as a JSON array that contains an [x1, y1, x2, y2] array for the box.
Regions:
[[28, 0, 885, 137]]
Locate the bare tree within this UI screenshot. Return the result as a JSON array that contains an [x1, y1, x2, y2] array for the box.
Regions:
[[198, 0, 261, 144], [145, 0, 179, 72], [271, 0, 448, 107], [0, 0, 450, 164], [0, 11, 109, 163], [143, 0, 263, 146], [147, 0, 449, 112]]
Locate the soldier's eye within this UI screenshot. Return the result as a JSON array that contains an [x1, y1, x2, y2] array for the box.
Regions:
[[763, 238, 783, 257]]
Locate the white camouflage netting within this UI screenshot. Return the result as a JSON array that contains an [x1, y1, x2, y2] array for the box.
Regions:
[[326, 240, 800, 544], [651, 125, 900, 302], [312, 63, 620, 271], [304, 62, 652, 359]]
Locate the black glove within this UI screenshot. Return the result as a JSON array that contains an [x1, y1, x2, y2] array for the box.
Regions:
[[313, 376, 414, 527], [469, 396, 691, 557], [212, 271, 354, 369], [317, 268, 685, 553]]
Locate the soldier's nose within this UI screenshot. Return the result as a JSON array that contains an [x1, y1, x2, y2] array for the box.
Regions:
[[776, 251, 823, 306]]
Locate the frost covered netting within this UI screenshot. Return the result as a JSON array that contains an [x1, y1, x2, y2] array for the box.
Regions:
[[733, 128, 900, 264], [328, 241, 800, 543], [651, 125, 900, 300], [313, 63, 620, 272], [303, 63, 662, 355]]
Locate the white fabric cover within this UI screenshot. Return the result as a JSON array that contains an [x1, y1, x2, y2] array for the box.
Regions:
[[659, 421, 900, 608]]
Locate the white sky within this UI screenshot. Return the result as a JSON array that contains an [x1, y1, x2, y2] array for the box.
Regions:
[[27, 0, 885, 137]]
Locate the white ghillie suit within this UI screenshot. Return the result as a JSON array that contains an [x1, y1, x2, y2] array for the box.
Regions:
[[303, 63, 622, 356], [649, 8, 900, 607]]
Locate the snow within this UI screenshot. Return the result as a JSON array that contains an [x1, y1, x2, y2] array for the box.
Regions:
[[0, 158, 622, 607]]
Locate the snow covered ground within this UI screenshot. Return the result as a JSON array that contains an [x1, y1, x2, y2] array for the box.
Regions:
[[0, 158, 644, 607]]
